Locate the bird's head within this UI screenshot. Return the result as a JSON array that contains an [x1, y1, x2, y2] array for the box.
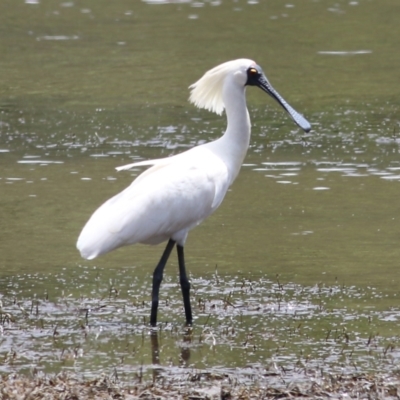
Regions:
[[188, 59, 254, 116], [189, 59, 311, 132]]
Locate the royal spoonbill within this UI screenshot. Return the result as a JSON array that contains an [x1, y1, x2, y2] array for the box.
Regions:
[[77, 59, 311, 326]]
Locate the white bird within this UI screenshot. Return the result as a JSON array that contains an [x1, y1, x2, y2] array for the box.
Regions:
[[77, 59, 311, 326]]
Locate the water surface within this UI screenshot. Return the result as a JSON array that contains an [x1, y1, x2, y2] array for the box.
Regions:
[[1, 0, 400, 380]]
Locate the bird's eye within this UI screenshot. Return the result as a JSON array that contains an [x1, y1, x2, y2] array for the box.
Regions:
[[246, 67, 260, 86], [249, 68, 258, 75]]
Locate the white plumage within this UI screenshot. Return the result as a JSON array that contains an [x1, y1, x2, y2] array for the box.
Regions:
[[77, 59, 310, 326], [78, 147, 229, 258]]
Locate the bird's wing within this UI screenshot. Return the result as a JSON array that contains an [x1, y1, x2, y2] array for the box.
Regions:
[[115, 147, 229, 208], [113, 148, 230, 237], [77, 148, 230, 259]]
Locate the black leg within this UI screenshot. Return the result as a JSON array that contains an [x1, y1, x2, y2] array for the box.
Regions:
[[177, 244, 193, 325], [150, 239, 175, 327]]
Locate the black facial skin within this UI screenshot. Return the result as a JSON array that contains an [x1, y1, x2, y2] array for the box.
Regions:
[[245, 65, 263, 86]]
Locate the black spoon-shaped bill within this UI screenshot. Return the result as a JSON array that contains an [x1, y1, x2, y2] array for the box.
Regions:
[[257, 74, 311, 133], [246, 65, 311, 133]]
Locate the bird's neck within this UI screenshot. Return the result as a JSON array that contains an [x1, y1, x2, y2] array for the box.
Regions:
[[219, 79, 251, 183]]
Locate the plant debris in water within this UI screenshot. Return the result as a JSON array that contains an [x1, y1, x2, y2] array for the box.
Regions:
[[2, 370, 400, 399], [1, 268, 400, 398]]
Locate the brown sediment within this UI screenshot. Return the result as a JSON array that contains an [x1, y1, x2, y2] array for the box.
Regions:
[[1, 371, 400, 399]]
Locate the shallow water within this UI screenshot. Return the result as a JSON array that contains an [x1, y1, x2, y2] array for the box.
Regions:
[[1, 268, 400, 383], [1, 0, 400, 380]]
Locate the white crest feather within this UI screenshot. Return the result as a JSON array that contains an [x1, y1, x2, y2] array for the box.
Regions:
[[189, 59, 255, 115]]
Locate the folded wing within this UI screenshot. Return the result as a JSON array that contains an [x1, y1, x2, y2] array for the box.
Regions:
[[77, 147, 229, 260]]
